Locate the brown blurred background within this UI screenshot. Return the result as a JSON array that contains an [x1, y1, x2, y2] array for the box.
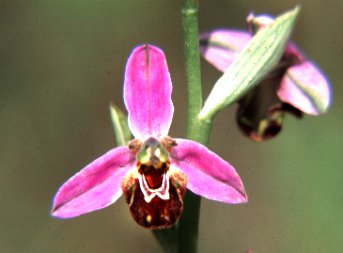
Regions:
[[1, 1, 342, 252]]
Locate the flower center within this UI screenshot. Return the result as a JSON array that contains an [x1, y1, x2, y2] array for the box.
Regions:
[[135, 137, 173, 203], [136, 137, 170, 167]]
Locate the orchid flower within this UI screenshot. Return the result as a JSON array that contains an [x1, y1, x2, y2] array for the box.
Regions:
[[51, 45, 247, 229], [200, 14, 331, 141]]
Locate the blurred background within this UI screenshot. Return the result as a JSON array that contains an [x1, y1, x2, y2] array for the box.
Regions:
[[1, 1, 342, 252]]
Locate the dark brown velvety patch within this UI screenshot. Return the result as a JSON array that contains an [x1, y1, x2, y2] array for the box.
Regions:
[[123, 176, 186, 229], [138, 163, 167, 189]]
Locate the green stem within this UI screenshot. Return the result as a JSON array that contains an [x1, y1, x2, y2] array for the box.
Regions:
[[182, 0, 202, 134], [177, 1, 213, 253], [177, 121, 212, 253], [153, 227, 178, 253]]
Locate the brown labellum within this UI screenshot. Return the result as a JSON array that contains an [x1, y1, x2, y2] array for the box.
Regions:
[[121, 164, 187, 229]]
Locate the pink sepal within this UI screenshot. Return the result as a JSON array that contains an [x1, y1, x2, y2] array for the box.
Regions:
[[124, 44, 174, 140], [51, 147, 135, 218], [170, 139, 247, 204], [200, 29, 251, 72], [277, 61, 331, 115]]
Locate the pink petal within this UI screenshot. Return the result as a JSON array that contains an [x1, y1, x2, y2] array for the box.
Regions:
[[277, 61, 332, 115], [124, 44, 174, 140], [170, 139, 247, 204], [200, 29, 251, 72], [51, 147, 135, 218]]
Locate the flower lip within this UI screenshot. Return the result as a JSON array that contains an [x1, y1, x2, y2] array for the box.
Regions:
[[138, 171, 170, 202]]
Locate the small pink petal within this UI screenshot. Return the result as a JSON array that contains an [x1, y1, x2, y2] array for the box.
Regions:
[[51, 147, 135, 218], [200, 29, 251, 72], [277, 61, 332, 115], [170, 139, 247, 204], [124, 44, 174, 140]]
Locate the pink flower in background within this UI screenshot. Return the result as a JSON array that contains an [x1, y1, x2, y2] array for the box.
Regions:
[[200, 14, 331, 141], [51, 44, 247, 229]]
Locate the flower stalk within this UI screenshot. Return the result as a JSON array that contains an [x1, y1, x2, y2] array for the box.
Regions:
[[182, 0, 203, 135], [178, 1, 211, 253]]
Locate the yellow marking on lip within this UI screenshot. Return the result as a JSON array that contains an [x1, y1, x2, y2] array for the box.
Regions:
[[146, 215, 152, 223]]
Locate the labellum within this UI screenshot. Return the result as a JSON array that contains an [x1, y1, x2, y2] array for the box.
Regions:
[[236, 56, 302, 142], [121, 137, 187, 229]]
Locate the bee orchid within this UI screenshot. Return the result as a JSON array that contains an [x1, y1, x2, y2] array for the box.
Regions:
[[51, 45, 247, 229]]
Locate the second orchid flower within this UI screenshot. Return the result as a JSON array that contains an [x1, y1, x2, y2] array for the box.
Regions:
[[200, 13, 331, 141]]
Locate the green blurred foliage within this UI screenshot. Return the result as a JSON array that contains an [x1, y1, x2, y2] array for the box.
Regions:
[[1, 1, 342, 253]]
